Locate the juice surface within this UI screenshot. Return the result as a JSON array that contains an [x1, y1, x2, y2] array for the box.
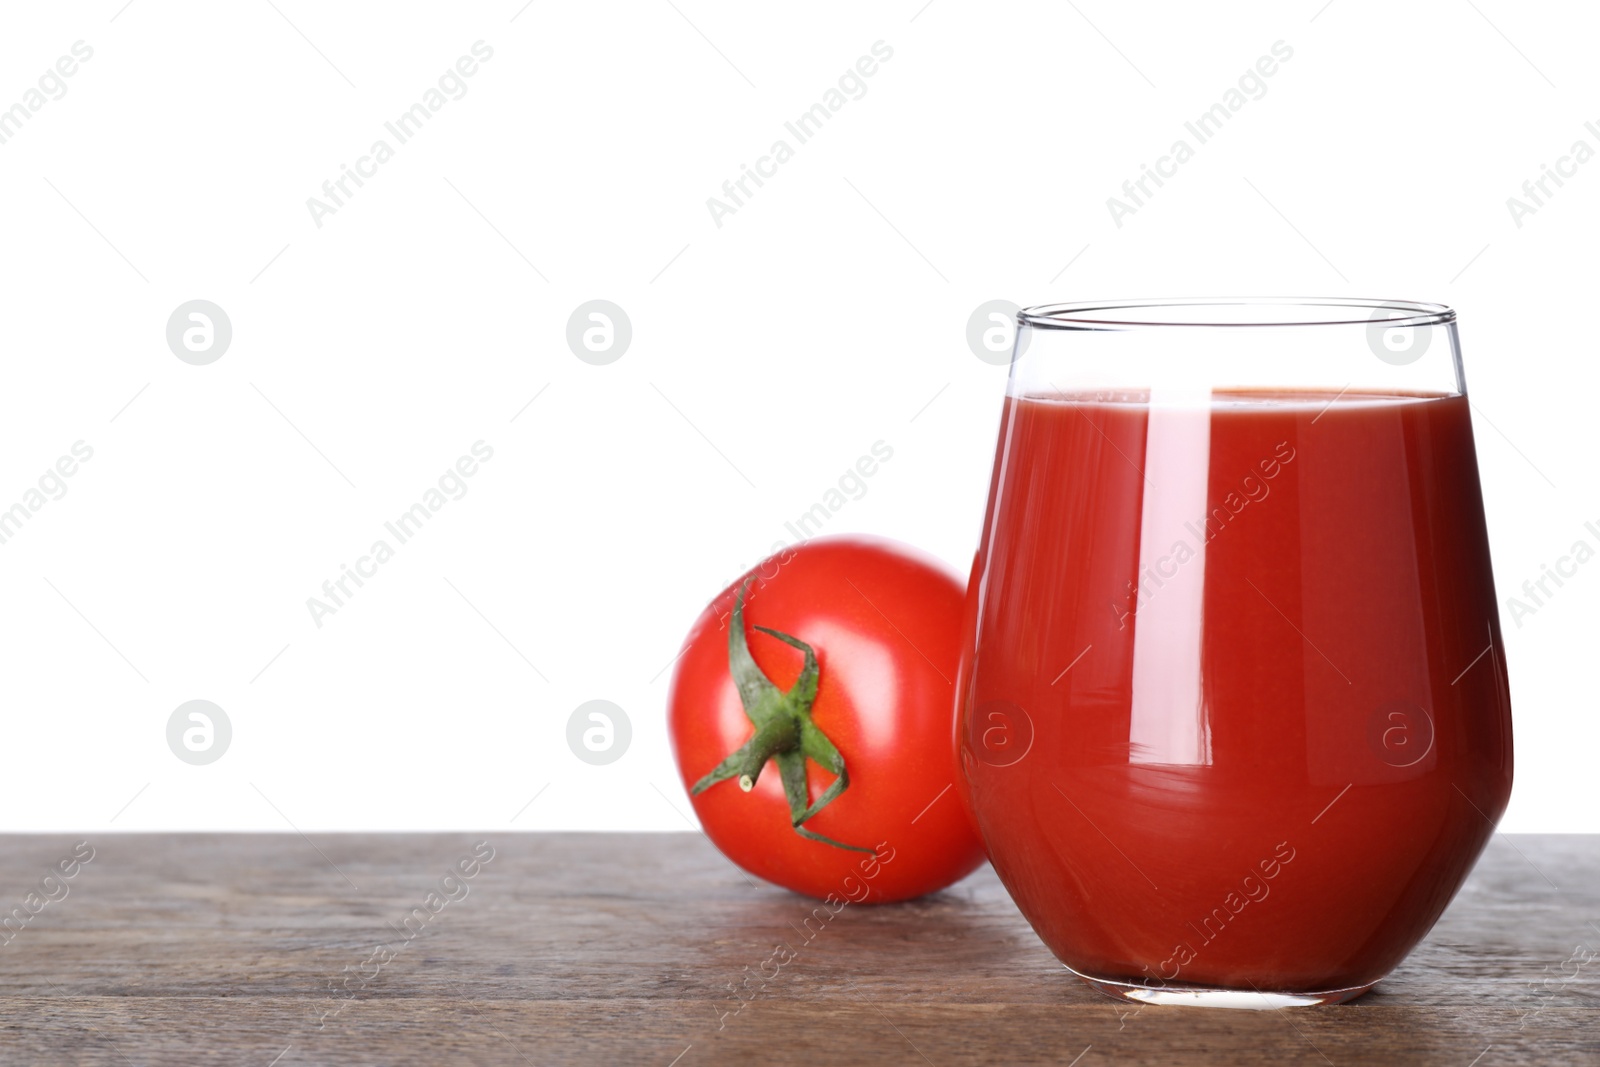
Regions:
[[961, 389, 1513, 992]]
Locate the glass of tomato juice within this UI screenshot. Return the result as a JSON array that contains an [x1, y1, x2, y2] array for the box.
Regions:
[[956, 299, 1513, 1007]]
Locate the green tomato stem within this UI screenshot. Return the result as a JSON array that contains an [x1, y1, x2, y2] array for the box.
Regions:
[[689, 579, 871, 854]]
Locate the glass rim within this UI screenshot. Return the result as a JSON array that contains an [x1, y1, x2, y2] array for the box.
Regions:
[[1018, 297, 1456, 331]]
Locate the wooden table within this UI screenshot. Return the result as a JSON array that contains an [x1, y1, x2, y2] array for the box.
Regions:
[[1, 833, 1593, 1065]]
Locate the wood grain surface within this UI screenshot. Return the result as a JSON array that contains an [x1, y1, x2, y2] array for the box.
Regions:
[[0, 832, 1593, 1065]]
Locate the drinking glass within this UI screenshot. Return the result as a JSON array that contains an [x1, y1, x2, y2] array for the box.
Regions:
[[956, 298, 1513, 1007]]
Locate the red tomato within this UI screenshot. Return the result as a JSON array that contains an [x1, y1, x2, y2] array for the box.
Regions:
[[668, 535, 986, 903]]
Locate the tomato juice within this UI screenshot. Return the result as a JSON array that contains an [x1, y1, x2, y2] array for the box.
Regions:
[[960, 389, 1513, 998]]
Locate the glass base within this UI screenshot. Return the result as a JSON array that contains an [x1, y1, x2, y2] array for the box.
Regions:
[[1065, 965, 1375, 1008]]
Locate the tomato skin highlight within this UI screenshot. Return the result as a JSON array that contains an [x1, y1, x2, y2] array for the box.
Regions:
[[668, 535, 987, 903]]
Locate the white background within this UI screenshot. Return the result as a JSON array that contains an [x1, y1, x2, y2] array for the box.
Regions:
[[0, 0, 1592, 833]]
